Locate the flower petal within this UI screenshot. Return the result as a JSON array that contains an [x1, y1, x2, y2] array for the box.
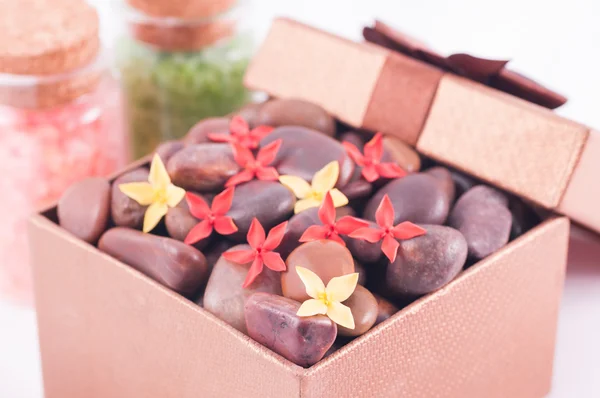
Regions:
[[361, 165, 380, 183], [364, 133, 384, 161], [381, 234, 400, 263], [242, 257, 264, 288], [329, 189, 349, 208], [342, 141, 366, 166], [184, 219, 213, 245], [231, 144, 255, 168], [392, 222, 427, 240], [255, 167, 279, 181], [247, 218, 266, 248], [263, 221, 288, 251], [213, 216, 238, 235], [225, 170, 255, 187], [211, 187, 235, 215], [279, 175, 312, 199], [295, 266, 325, 299], [166, 184, 186, 207], [296, 299, 328, 317], [229, 115, 249, 136], [249, 125, 274, 141], [349, 227, 384, 243], [376, 163, 407, 179], [148, 154, 171, 189], [327, 302, 355, 330], [294, 198, 321, 214], [223, 249, 256, 265], [186, 192, 211, 219], [118, 182, 155, 206], [326, 273, 359, 303], [318, 192, 336, 226], [335, 216, 370, 235], [256, 139, 282, 165], [207, 133, 235, 143], [262, 251, 286, 272], [327, 232, 346, 246], [312, 161, 339, 193], [142, 202, 168, 233], [299, 225, 329, 243], [375, 194, 395, 229]]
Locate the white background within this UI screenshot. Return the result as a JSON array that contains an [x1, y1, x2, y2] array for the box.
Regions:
[[1, 1, 600, 397]]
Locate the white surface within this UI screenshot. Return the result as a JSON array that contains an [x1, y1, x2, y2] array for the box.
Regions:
[[1, 0, 600, 397]]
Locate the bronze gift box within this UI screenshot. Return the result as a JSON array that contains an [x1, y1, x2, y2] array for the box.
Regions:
[[29, 18, 577, 398]]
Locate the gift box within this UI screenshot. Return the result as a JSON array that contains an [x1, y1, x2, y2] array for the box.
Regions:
[[245, 18, 599, 235], [30, 18, 574, 398]]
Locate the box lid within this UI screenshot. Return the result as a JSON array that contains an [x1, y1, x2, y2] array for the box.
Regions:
[[244, 18, 600, 234]]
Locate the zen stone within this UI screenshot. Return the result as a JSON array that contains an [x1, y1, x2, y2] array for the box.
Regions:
[[364, 173, 451, 225], [98, 228, 208, 297], [184, 117, 230, 145], [382, 135, 421, 172], [232, 102, 264, 128], [425, 167, 456, 203], [448, 185, 512, 260], [165, 206, 210, 250], [58, 177, 111, 244], [354, 260, 367, 286], [340, 179, 373, 201], [373, 294, 399, 326], [203, 239, 236, 273], [228, 180, 296, 240], [245, 293, 337, 367], [111, 168, 149, 230], [155, 140, 185, 164], [203, 245, 282, 333], [278, 207, 321, 259], [345, 221, 383, 264], [256, 98, 336, 136], [282, 240, 355, 302], [337, 285, 378, 337], [261, 127, 354, 187], [450, 170, 476, 198], [167, 144, 240, 192], [386, 225, 468, 297]]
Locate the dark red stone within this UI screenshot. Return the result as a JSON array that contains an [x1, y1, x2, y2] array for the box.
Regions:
[[245, 292, 337, 367]]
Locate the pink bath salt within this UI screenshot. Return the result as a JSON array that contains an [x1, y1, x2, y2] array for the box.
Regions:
[[0, 78, 128, 305]]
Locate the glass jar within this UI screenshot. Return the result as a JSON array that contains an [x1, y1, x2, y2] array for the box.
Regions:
[[0, 0, 128, 303], [116, 0, 253, 159]]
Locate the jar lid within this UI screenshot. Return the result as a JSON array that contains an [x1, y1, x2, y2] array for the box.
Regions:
[[125, 2, 241, 51], [126, 0, 237, 19], [0, 0, 100, 76]]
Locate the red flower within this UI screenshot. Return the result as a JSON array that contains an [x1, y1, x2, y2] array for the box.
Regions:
[[299, 192, 368, 246], [208, 116, 273, 149], [184, 187, 238, 245], [342, 133, 407, 183], [225, 139, 282, 187], [349, 194, 426, 262], [223, 218, 288, 288]]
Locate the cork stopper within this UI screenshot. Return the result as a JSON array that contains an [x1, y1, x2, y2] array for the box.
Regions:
[[0, 0, 102, 108], [126, 2, 240, 51], [127, 0, 237, 19]]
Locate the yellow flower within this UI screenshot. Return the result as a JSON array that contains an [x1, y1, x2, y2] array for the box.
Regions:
[[279, 161, 349, 214], [295, 266, 359, 329], [119, 154, 186, 233]]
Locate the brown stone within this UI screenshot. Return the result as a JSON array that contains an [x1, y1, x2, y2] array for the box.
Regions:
[[256, 98, 336, 136], [232, 102, 264, 128], [184, 117, 230, 145], [337, 285, 378, 337], [245, 292, 337, 367], [282, 240, 355, 302], [155, 140, 185, 164], [167, 144, 240, 192], [58, 177, 111, 244], [425, 167, 456, 203], [203, 245, 282, 333], [111, 168, 149, 230], [373, 294, 399, 326], [98, 228, 208, 297], [382, 135, 421, 172]]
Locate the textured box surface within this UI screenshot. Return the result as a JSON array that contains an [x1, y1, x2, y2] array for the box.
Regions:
[[30, 211, 569, 397]]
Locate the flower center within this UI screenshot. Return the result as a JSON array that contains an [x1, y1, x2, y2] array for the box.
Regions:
[[317, 292, 331, 306], [153, 189, 169, 205], [309, 191, 323, 202]]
